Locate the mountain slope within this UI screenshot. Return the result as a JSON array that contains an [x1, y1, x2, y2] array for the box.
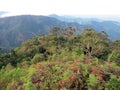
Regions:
[[49, 14, 101, 24], [84, 21, 120, 39], [49, 14, 120, 40], [0, 15, 120, 53], [0, 15, 83, 52], [0, 28, 120, 90]]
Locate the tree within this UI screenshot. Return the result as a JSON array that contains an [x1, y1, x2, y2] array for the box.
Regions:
[[61, 27, 76, 39], [50, 27, 60, 37], [81, 28, 105, 58], [0, 47, 2, 51], [99, 31, 109, 41]]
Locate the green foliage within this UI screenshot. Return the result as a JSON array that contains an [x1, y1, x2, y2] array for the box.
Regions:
[[25, 82, 36, 90], [105, 75, 120, 89], [0, 27, 120, 90], [108, 48, 120, 65], [0, 47, 2, 51], [75, 47, 84, 55], [31, 53, 45, 64], [88, 74, 98, 89]]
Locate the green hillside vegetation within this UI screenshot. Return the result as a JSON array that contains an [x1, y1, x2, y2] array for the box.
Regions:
[[1, 15, 120, 53], [0, 27, 120, 90], [0, 15, 83, 53]]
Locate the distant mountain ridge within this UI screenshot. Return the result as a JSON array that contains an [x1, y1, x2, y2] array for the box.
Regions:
[[0, 15, 83, 52], [49, 14, 120, 23], [49, 14, 120, 40], [0, 15, 120, 53], [49, 14, 101, 24]]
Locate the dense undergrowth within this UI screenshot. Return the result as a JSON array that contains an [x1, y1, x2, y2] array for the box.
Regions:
[[0, 27, 120, 90]]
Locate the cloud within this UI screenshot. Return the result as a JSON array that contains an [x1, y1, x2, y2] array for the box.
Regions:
[[0, 0, 120, 16]]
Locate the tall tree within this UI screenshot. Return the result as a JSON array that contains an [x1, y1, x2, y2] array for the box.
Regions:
[[81, 28, 104, 58]]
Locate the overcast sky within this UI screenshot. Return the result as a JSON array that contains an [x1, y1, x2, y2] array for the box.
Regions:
[[0, 0, 120, 17]]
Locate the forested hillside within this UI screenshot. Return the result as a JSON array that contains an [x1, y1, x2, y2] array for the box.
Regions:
[[0, 15, 83, 53], [0, 27, 120, 90], [0, 15, 120, 53]]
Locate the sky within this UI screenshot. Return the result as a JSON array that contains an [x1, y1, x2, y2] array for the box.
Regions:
[[0, 0, 120, 17]]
